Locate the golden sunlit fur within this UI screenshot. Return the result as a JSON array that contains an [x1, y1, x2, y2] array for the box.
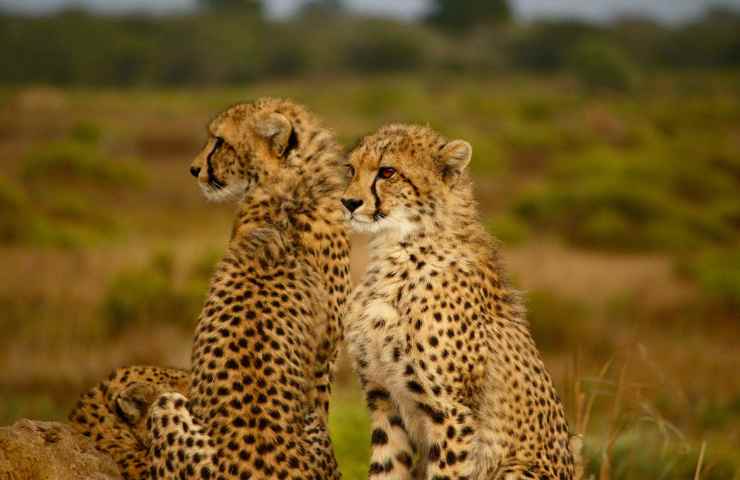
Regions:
[[70, 98, 351, 480], [343, 124, 579, 480]]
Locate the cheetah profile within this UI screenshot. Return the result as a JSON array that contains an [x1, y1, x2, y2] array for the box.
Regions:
[[70, 98, 351, 480], [342, 124, 578, 480]]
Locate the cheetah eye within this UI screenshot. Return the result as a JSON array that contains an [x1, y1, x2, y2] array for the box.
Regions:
[[377, 167, 396, 180], [346, 164, 355, 178]]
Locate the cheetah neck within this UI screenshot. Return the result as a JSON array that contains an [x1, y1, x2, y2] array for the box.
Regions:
[[229, 129, 346, 262]]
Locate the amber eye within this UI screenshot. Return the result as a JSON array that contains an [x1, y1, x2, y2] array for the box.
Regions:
[[378, 167, 396, 180], [346, 164, 355, 178]]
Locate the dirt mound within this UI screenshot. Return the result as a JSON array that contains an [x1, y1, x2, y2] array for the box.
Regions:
[[0, 419, 121, 480]]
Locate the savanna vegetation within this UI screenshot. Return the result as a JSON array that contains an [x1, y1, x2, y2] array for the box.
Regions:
[[0, 1, 738, 479]]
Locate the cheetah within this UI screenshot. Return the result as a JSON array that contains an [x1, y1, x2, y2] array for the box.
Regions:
[[159, 98, 350, 480], [70, 98, 351, 480], [69, 366, 189, 479], [341, 124, 579, 480]]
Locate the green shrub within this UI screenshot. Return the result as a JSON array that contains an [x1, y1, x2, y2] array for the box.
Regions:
[[516, 179, 732, 251], [102, 252, 203, 335], [682, 249, 740, 312], [0, 177, 30, 243], [486, 214, 529, 245], [568, 39, 640, 92], [342, 24, 427, 73], [526, 290, 590, 352], [191, 247, 224, 285], [69, 121, 102, 144], [0, 173, 122, 248], [513, 146, 737, 252], [699, 396, 740, 430], [23, 140, 145, 187], [510, 21, 599, 72]]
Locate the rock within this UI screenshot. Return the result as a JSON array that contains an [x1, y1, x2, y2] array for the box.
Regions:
[[0, 419, 121, 480]]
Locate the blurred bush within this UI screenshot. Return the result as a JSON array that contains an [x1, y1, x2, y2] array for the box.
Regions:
[[425, 0, 511, 32], [23, 140, 145, 187], [0, 176, 108, 248], [1, 128, 146, 248], [0, 176, 30, 244], [526, 290, 591, 351], [509, 21, 599, 72], [69, 121, 102, 144], [101, 251, 206, 335], [679, 249, 740, 313], [486, 214, 529, 245], [513, 145, 739, 252], [567, 40, 640, 92], [341, 22, 429, 73], [0, 6, 738, 86]]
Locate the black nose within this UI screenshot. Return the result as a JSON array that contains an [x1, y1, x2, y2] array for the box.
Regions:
[[190, 166, 201, 178], [341, 198, 363, 213]]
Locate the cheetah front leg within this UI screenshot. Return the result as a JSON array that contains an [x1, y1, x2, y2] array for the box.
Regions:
[[146, 393, 218, 479], [364, 383, 416, 480]]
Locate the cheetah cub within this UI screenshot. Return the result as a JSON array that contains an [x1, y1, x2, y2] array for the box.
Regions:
[[342, 124, 579, 480], [72, 98, 351, 480]]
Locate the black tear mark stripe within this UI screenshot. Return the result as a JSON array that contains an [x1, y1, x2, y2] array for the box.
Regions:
[[207, 137, 225, 188], [371, 144, 420, 220], [371, 175, 383, 220], [371, 145, 390, 220]]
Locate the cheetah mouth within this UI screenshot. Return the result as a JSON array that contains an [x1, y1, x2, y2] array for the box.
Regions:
[[199, 174, 257, 203], [346, 213, 373, 224], [199, 179, 247, 202], [347, 212, 384, 224], [207, 171, 226, 190], [347, 215, 392, 234]]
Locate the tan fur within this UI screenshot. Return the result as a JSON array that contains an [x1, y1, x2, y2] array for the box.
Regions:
[[70, 98, 351, 480], [69, 366, 189, 479], [343, 124, 577, 480]]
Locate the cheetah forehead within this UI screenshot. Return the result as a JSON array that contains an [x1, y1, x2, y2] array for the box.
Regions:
[[352, 123, 448, 168], [209, 97, 320, 136]]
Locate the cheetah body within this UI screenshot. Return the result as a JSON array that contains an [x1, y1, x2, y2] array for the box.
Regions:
[[343, 124, 577, 480], [70, 98, 351, 480], [148, 98, 351, 480]]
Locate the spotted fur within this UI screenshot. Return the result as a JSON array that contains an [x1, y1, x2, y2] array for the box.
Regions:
[[342, 124, 579, 480], [70, 98, 351, 480], [69, 366, 190, 479]]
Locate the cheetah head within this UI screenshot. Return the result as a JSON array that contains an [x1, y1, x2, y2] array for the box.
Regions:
[[342, 124, 472, 236], [110, 382, 165, 446], [190, 98, 300, 202]]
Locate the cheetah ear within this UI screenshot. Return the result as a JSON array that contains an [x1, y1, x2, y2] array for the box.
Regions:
[[439, 139, 472, 182], [255, 112, 294, 158]]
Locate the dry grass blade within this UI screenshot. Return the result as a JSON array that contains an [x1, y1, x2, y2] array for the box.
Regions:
[[599, 361, 627, 480], [694, 441, 706, 480]]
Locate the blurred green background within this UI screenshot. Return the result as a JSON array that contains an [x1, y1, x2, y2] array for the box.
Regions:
[[0, 0, 739, 478]]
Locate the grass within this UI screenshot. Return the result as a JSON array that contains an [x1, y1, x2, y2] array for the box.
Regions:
[[0, 72, 738, 479]]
